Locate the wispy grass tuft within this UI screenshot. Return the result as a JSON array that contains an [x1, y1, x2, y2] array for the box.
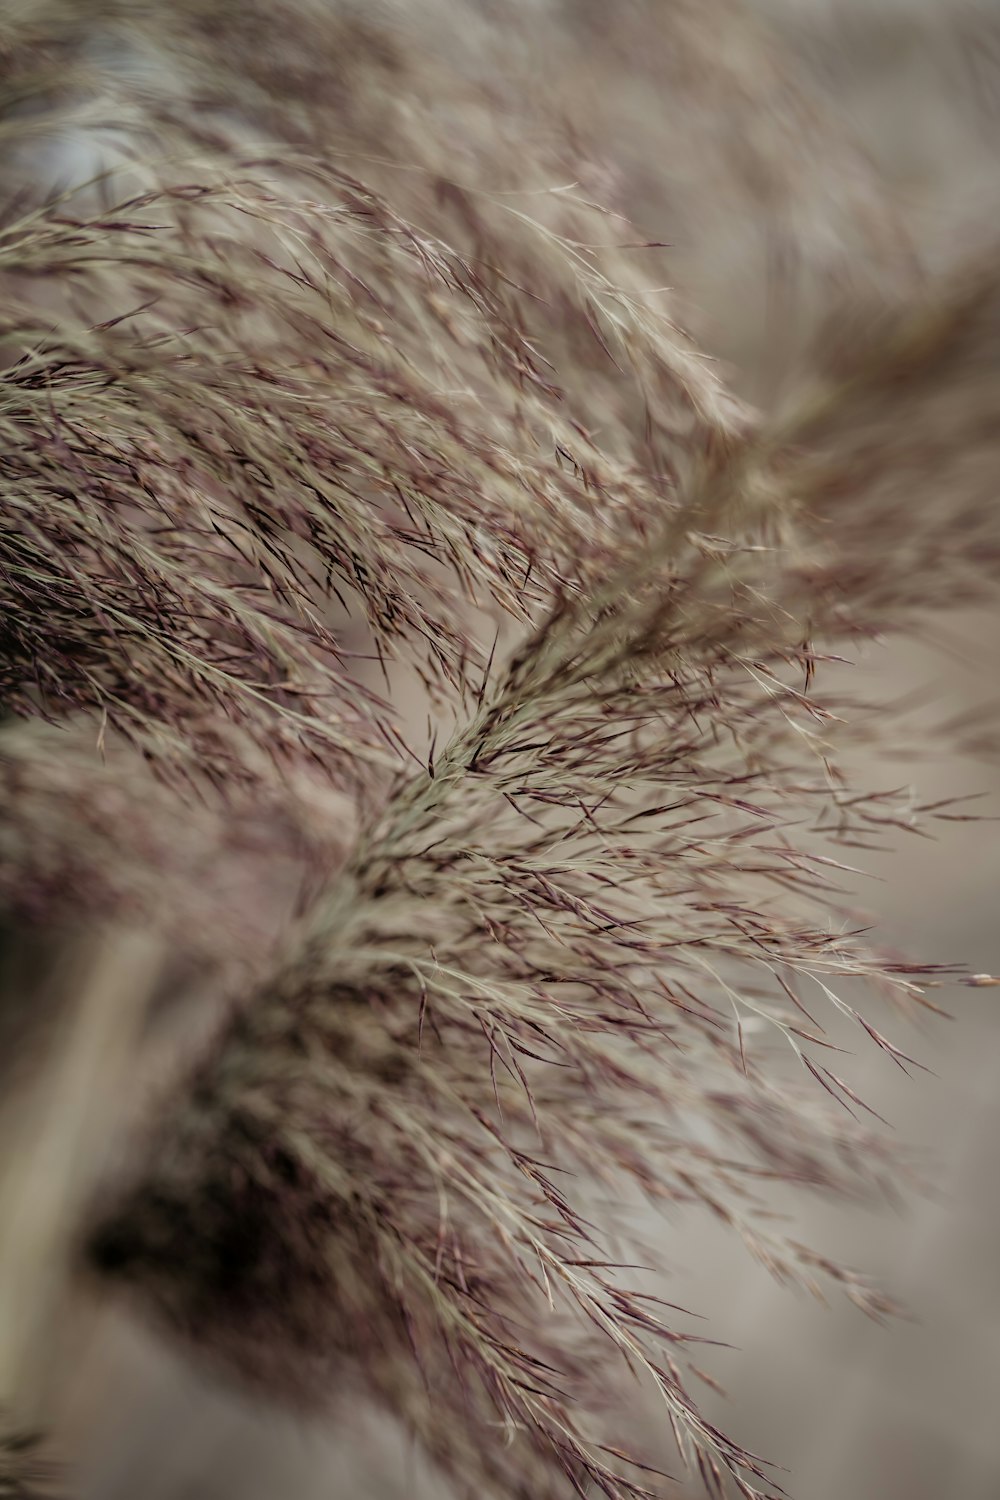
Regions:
[[1, 1418, 53, 1498], [2, 5, 999, 1499]]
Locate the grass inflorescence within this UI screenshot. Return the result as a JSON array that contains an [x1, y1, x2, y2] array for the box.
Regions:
[[2, 4, 999, 1499]]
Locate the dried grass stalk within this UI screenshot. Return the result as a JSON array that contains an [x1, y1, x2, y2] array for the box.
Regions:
[[1, 5, 998, 1500]]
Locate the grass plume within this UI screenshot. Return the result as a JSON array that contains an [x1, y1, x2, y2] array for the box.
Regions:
[[1, 4, 998, 1499]]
